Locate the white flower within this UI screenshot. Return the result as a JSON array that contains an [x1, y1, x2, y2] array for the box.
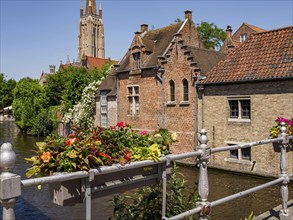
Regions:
[[171, 133, 177, 141]]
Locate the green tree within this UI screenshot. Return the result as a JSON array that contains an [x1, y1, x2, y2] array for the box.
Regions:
[[45, 64, 111, 112], [12, 77, 50, 135], [196, 21, 226, 50], [0, 73, 16, 109]]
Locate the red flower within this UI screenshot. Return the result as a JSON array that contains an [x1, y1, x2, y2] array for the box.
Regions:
[[116, 121, 124, 128], [65, 139, 71, 146], [98, 152, 113, 163], [124, 152, 132, 161]]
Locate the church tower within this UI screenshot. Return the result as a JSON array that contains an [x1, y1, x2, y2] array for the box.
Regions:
[[78, 0, 105, 60]]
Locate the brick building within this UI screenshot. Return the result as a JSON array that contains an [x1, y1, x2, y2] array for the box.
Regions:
[[95, 11, 225, 154], [220, 22, 266, 53], [198, 26, 293, 176]]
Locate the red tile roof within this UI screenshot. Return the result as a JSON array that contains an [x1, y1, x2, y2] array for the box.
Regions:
[[86, 56, 107, 69], [244, 23, 267, 33], [202, 26, 293, 84]]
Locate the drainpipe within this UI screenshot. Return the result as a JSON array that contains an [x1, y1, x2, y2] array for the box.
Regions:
[[193, 75, 198, 148], [156, 71, 165, 128], [198, 85, 205, 129], [193, 74, 206, 148]]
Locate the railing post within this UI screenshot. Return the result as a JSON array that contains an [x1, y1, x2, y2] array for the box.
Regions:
[[0, 143, 21, 220], [196, 129, 211, 220], [279, 122, 290, 220]]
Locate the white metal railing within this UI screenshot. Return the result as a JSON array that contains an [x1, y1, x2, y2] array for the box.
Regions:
[[0, 122, 292, 220]]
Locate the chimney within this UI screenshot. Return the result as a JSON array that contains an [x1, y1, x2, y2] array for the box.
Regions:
[[134, 31, 141, 37], [49, 65, 56, 74], [226, 26, 233, 39], [140, 24, 148, 33], [184, 10, 192, 20]]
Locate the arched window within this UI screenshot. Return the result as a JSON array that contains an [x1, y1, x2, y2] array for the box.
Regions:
[[169, 80, 175, 101], [183, 79, 188, 101]]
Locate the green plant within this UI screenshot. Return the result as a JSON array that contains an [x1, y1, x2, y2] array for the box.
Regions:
[[241, 211, 255, 220], [25, 122, 176, 178], [110, 163, 198, 220]]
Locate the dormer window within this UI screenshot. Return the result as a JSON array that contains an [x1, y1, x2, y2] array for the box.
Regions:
[[240, 34, 247, 42], [133, 52, 141, 70]]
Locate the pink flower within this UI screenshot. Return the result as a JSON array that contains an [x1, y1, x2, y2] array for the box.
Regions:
[[139, 130, 148, 136]]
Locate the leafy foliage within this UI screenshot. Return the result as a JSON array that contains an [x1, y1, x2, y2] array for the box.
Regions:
[[25, 122, 176, 177], [110, 164, 198, 220], [0, 73, 16, 109], [241, 211, 255, 220], [45, 64, 112, 111], [196, 21, 226, 50], [63, 80, 103, 130], [12, 77, 50, 135]]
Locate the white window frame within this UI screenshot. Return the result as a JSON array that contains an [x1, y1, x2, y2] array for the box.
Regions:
[[225, 141, 252, 164], [127, 85, 139, 115], [100, 92, 108, 128], [228, 97, 251, 122], [240, 33, 247, 42]]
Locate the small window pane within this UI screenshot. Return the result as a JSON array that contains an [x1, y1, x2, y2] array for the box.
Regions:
[[183, 79, 188, 101], [135, 97, 139, 114], [134, 86, 139, 95], [101, 114, 107, 128], [241, 100, 250, 119], [230, 149, 238, 159], [170, 80, 175, 101], [229, 100, 238, 118], [241, 148, 251, 160], [128, 87, 133, 95]]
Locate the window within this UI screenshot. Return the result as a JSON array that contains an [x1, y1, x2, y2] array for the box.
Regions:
[[228, 98, 251, 121], [100, 92, 108, 128], [169, 80, 175, 101], [240, 33, 247, 42], [183, 79, 188, 101], [228, 143, 251, 161], [133, 53, 141, 70], [128, 85, 139, 115]]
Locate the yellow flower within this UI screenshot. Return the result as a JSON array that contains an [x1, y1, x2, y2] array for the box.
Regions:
[[154, 133, 161, 138], [40, 152, 52, 163], [171, 133, 177, 141]]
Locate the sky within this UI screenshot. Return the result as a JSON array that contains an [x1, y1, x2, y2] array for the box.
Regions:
[[0, 0, 292, 81]]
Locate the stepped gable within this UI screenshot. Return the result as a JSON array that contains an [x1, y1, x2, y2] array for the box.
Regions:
[[116, 22, 183, 72], [187, 46, 226, 75], [202, 26, 293, 84]]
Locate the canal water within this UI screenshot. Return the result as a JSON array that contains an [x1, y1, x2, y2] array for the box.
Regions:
[[0, 121, 292, 220]]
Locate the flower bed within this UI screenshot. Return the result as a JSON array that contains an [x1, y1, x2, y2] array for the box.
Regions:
[[270, 117, 293, 151], [25, 122, 176, 178]]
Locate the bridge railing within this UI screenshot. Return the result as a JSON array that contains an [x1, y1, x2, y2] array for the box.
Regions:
[[0, 122, 292, 220]]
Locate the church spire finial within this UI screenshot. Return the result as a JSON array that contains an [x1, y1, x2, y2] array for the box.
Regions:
[[80, 0, 83, 17], [99, 1, 102, 18]]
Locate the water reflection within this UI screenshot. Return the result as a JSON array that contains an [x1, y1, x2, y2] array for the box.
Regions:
[[0, 122, 292, 220]]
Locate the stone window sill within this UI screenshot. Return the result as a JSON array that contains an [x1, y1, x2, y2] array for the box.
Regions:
[[179, 101, 190, 106], [224, 157, 252, 165], [166, 101, 176, 107], [228, 118, 251, 123]]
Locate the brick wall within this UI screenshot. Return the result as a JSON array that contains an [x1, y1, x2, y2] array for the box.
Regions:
[[198, 80, 293, 177]]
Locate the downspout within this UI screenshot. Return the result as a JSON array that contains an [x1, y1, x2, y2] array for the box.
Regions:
[[156, 71, 165, 128], [193, 75, 198, 148], [199, 85, 205, 128]]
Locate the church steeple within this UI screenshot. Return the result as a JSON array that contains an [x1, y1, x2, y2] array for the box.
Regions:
[[78, 0, 105, 60], [86, 0, 97, 15]]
